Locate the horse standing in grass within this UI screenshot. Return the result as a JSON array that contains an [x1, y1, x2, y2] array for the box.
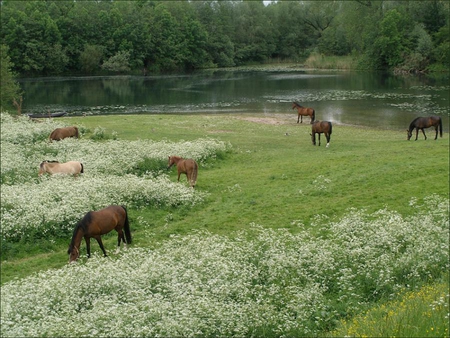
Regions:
[[407, 116, 442, 140], [38, 160, 84, 176], [68, 205, 131, 263], [292, 102, 315, 124], [49, 126, 79, 141], [168, 156, 198, 188], [311, 121, 332, 147]]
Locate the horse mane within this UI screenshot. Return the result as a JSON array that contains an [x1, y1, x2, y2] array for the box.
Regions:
[[294, 102, 304, 108], [68, 211, 92, 252]]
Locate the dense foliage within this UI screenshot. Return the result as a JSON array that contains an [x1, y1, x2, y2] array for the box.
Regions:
[[1, 0, 448, 76]]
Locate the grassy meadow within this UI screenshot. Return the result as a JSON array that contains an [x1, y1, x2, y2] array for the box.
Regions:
[[1, 112, 448, 337]]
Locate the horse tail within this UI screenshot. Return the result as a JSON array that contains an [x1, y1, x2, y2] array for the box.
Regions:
[[311, 109, 315, 123], [329, 122, 333, 134], [121, 205, 132, 244], [74, 127, 79, 138], [439, 117, 443, 137], [192, 161, 198, 187], [80, 163, 84, 173]]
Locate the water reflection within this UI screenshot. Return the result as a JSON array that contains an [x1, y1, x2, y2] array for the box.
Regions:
[[20, 70, 449, 131]]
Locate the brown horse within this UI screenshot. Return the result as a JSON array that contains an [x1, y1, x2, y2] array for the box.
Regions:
[[38, 160, 84, 176], [49, 126, 79, 141], [292, 102, 315, 124], [168, 156, 198, 188], [68, 205, 131, 263], [311, 121, 332, 147], [407, 116, 443, 140]]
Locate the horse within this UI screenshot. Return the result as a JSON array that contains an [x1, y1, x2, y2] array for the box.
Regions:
[[311, 121, 332, 147], [49, 126, 79, 141], [38, 160, 84, 177], [292, 102, 315, 124], [407, 116, 443, 140], [68, 205, 132, 263], [168, 156, 198, 188]]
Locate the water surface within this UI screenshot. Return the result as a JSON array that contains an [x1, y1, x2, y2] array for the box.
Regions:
[[20, 69, 449, 131]]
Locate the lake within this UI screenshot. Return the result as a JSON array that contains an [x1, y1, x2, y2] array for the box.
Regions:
[[20, 68, 449, 131]]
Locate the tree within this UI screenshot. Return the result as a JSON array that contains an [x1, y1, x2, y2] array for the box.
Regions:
[[101, 51, 131, 73], [1, 45, 23, 114]]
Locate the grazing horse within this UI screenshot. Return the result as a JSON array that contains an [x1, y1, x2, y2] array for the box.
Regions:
[[68, 205, 131, 263], [292, 102, 315, 124], [168, 156, 198, 188], [311, 121, 332, 147], [407, 116, 443, 140], [39, 160, 84, 176], [49, 126, 79, 141]]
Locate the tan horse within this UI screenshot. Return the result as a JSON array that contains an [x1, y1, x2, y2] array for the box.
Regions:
[[68, 205, 131, 263], [49, 126, 79, 141], [168, 156, 198, 188], [38, 160, 84, 176], [292, 102, 315, 124]]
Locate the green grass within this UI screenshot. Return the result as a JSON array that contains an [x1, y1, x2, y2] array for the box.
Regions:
[[329, 275, 449, 337], [2, 114, 448, 284]]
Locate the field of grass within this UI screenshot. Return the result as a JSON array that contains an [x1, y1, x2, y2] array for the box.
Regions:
[[1, 113, 448, 337]]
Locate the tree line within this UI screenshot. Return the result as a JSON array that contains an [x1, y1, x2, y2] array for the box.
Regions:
[[1, 0, 449, 76]]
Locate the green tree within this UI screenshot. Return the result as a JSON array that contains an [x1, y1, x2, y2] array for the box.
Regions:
[[101, 50, 131, 73], [371, 9, 411, 69], [1, 45, 23, 114], [79, 44, 104, 74]]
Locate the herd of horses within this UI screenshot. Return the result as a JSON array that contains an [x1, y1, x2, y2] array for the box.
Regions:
[[293, 101, 443, 147], [38, 106, 443, 263], [40, 125, 198, 263]]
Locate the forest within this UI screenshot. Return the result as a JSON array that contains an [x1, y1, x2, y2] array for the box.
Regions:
[[1, 0, 449, 77]]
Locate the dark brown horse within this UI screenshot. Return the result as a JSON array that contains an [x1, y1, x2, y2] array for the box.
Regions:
[[49, 126, 79, 141], [292, 102, 315, 124], [68, 205, 131, 263], [407, 116, 443, 140], [311, 121, 332, 147], [168, 156, 198, 188]]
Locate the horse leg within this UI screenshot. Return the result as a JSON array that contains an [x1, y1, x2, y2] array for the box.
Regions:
[[326, 133, 330, 148], [415, 128, 419, 141], [297, 114, 300, 123], [318, 133, 321, 146], [421, 128, 427, 140], [94, 236, 107, 257], [85, 237, 91, 258], [434, 126, 438, 140]]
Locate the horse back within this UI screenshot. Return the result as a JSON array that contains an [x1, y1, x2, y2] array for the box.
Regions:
[[49, 126, 78, 141], [88, 205, 126, 235]]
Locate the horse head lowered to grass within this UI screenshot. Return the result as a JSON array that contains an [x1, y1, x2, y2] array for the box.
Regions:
[[407, 116, 442, 140], [38, 160, 84, 177], [49, 126, 79, 141], [311, 121, 332, 147], [68, 205, 131, 263], [168, 156, 198, 188]]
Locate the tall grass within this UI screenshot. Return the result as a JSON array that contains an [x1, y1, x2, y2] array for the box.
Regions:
[[330, 277, 449, 337], [304, 52, 358, 69]]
